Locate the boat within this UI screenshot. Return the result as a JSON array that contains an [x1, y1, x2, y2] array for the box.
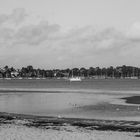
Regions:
[[69, 76, 82, 82], [69, 69, 82, 82]]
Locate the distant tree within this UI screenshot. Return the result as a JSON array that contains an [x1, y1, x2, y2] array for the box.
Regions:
[[107, 66, 114, 77], [80, 67, 87, 77], [71, 68, 80, 77], [1, 64, 140, 79], [27, 65, 33, 72], [95, 67, 101, 76], [88, 67, 96, 77], [4, 65, 8, 71], [101, 68, 107, 77]]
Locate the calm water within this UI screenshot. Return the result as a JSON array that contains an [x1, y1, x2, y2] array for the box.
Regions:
[[0, 79, 140, 120], [0, 78, 140, 91]]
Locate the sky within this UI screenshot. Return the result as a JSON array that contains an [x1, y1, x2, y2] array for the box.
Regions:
[[0, 0, 140, 69]]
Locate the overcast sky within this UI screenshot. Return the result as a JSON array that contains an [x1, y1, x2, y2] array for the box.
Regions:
[[0, 0, 140, 69]]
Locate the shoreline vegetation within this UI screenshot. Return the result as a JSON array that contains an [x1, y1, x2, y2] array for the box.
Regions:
[[1, 65, 140, 80]]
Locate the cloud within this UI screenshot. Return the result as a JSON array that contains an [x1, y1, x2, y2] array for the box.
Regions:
[[126, 22, 140, 40], [14, 21, 60, 45], [1, 8, 140, 68], [0, 8, 27, 26], [0, 12, 60, 47], [56, 27, 125, 56], [45, 25, 140, 67], [9, 8, 27, 25]]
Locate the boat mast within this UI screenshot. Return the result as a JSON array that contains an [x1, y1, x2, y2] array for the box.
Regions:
[[72, 69, 73, 77]]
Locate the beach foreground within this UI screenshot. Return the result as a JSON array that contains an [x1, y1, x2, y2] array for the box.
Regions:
[[0, 113, 140, 140], [0, 124, 139, 140]]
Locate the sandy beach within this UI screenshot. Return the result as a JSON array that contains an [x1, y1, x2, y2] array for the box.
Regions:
[[0, 113, 139, 140], [0, 124, 139, 140]]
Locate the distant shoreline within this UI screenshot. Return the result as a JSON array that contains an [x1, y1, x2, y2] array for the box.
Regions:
[[0, 77, 140, 81]]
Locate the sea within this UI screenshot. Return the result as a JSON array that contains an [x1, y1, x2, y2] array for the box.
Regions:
[[0, 79, 140, 120]]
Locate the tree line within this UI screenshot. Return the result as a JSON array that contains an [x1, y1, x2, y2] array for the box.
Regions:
[[0, 65, 140, 79]]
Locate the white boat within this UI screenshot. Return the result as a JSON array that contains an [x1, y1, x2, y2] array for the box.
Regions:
[[69, 77, 82, 82], [68, 69, 82, 82]]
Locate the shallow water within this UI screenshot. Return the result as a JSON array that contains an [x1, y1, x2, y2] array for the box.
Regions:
[[0, 79, 140, 120]]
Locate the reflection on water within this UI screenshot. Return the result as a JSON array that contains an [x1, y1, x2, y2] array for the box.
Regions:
[[0, 91, 96, 115], [0, 90, 120, 118]]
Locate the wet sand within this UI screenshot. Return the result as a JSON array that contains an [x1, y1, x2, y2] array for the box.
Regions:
[[0, 112, 140, 140]]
